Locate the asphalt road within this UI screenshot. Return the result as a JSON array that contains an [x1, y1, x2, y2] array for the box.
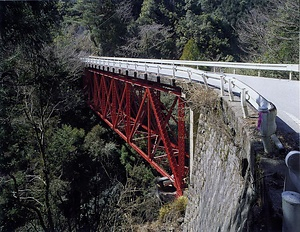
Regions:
[[230, 74, 300, 135]]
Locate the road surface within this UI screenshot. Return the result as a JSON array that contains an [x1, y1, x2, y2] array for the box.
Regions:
[[230, 74, 300, 136]]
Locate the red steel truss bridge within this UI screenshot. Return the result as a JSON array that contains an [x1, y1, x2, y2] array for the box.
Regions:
[[83, 67, 189, 196], [82, 56, 299, 196]]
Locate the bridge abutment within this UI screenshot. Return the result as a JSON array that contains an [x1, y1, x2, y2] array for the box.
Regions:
[[183, 85, 279, 231]]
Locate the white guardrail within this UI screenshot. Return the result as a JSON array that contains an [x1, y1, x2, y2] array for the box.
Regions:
[[83, 56, 298, 152], [83, 56, 299, 118]]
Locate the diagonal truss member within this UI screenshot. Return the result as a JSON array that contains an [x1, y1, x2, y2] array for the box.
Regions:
[[83, 68, 189, 196]]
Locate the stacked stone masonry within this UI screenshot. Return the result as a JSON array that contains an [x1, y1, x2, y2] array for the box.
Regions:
[[183, 92, 261, 232]]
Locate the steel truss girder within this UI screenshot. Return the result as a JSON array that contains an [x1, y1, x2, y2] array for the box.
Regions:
[[83, 68, 188, 196]]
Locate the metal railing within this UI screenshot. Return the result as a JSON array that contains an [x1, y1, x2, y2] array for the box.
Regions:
[[82, 56, 294, 152], [89, 56, 299, 79], [82, 56, 278, 116]]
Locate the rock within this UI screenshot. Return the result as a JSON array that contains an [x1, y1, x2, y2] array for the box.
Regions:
[[177, 217, 184, 224]]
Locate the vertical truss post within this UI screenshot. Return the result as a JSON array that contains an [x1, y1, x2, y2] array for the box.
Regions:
[[178, 97, 186, 194], [147, 96, 151, 159], [100, 75, 106, 116], [93, 72, 99, 109], [83, 68, 91, 103], [125, 83, 131, 142], [111, 79, 117, 128]]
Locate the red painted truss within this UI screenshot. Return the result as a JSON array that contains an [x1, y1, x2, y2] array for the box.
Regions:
[[83, 68, 189, 196]]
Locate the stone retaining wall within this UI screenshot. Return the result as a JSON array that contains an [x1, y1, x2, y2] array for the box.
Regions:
[[183, 88, 262, 231]]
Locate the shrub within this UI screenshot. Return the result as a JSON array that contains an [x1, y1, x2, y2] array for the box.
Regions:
[[158, 196, 188, 222]]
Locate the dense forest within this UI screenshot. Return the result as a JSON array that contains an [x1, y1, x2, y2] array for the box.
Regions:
[[0, 0, 299, 231]]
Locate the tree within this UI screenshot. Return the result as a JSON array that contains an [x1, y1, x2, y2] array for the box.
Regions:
[[0, 1, 60, 53], [138, 0, 157, 24], [177, 12, 235, 61], [120, 23, 173, 58], [0, 1, 163, 230], [180, 38, 201, 60], [0, 1, 93, 230], [237, 0, 299, 64], [68, 0, 129, 56]]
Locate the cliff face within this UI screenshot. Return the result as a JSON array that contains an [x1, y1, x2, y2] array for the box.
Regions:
[[183, 86, 263, 231]]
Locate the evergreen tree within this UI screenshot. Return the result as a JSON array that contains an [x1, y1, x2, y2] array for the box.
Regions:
[[177, 12, 235, 61]]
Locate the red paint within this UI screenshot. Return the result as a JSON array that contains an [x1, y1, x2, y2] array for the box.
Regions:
[[83, 68, 189, 196]]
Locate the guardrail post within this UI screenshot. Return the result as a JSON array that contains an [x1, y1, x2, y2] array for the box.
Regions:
[[201, 74, 208, 89], [220, 75, 225, 97], [228, 79, 234, 101], [172, 63, 176, 79], [282, 151, 300, 232], [188, 70, 192, 82], [258, 108, 273, 153], [241, 89, 248, 118]]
